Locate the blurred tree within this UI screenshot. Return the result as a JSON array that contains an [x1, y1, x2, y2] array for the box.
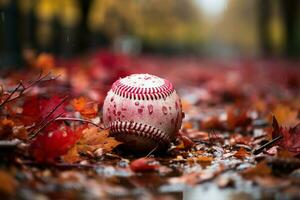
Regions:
[[19, 0, 37, 51], [258, 0, 300, 57], [214, 0, 259, 57], [57, 0, 82, 57], [34, 0, 58, 53], [281, 0, 300, 57], [87, 0, 203, 53], [258, 0, 272, 56], [0, 0, 22, 68]]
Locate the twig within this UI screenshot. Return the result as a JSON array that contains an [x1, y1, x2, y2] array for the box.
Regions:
[[0, 72, 59, 108], [0, 82, 24, 107], [54, 117, 106, 130], [28, 113, 64, 140], [146, 145, 158, 157], [32, 95, 68, 133], [253, 135, 283, 155]]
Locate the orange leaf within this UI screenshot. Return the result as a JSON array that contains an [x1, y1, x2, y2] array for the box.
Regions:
[[62, 146, 81, 164], [0, 170, 17, 195], [272, 104, 299, 127], [187, 156, 213, 163], [35, 53, 55, 71], [242, 161, 271, 178], [227, 107, 251, 130], [201, 116, 223, 130], [0, 118, 14, 139], [234, 147, 250, 159], [62, 128, 121, 163], [71, 97, 98, 118]]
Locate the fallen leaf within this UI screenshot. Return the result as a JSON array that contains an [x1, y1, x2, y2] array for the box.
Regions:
[[201, 116, 223, 130], [62, 145, 81, 164], [0, 118, 14, 139], [272, 104, 299, 127], [187, 156, 213, 163], [62, 128, 121, 163], [242, 161, 272, 178], [234, 147, 250, 159], [227, 107, 251, 130], [130, 157, 160, 172], [169, 164, 225, 185], [35, 53, 55, 71], [22, 95, 66, 128], [30, 125, 80, 163], [0, 170, 17, 196], [71, 97, 98, 118], [177, 134, 195, 149], [272, 116, 300, 153]]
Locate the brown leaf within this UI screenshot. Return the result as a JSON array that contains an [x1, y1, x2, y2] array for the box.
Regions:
[[187, 156, 213, 163], [272, 104, 299, 127], [62, 128, 121, 163], [0, 170, 17, 195], [176, 134, 195, 149], [242, 161, 271, 178], [0, 118, 14, 139], [169, 164, 225, 185], [201, 116, 223, 130], [227, 107, 251, 130], [233, 147, 250, 159]]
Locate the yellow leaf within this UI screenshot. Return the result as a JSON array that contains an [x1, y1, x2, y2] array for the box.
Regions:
[[273, 104, 299, 127], [62, 146, 81, 164], [62, 127, 121, 163]]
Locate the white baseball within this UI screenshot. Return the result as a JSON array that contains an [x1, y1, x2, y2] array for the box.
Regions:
[[103, 74, 183, 152]]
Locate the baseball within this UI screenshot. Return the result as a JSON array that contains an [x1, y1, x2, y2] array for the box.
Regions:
[[103, 73, 183, 152]]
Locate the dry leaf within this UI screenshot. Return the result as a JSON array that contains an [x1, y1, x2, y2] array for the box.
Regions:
[[242, 161, 271, 178], [234, 147, 250, 159], [130, 157, 160, 172], [272, 104, 299, 127], [62, 128, 121, 163], [0, 170, 17, 195], [71, 97, 98, 118]]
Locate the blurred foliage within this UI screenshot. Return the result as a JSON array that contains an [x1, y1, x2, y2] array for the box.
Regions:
[[88, 0, 203, 46]]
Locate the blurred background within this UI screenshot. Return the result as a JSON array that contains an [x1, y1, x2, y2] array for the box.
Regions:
[[0, 0, 299, 68]]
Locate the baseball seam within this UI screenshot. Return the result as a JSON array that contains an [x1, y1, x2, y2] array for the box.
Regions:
[[109, 121, 170, 144], [112, 79, 174, 100]]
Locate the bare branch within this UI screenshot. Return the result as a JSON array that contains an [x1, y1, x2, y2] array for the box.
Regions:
[[32, 95, 69, 131], [54, 117, 106, 130], [28, 113, 64, 140], [252, 135, 283, 155], [0, 72, 60, 108]]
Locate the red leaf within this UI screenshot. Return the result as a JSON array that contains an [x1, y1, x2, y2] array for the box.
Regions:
[[272, 116, 300, 153], [39, 96, 66, 121], [30, 126, 80, 163], [130, 158, 160, 172], [22, 95, 66, 127], [177, 133, 195, 149], [22, 96, 40, 125]]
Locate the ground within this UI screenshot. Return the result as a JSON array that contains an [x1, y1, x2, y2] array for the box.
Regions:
[[0, 51, 299, 200]]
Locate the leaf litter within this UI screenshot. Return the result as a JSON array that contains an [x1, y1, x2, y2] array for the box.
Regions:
[[0, 52, 299, 199]]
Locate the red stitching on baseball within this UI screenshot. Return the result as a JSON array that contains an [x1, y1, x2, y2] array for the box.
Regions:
[[109, 121, 170, 144], [112, 79, 174, 100]]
